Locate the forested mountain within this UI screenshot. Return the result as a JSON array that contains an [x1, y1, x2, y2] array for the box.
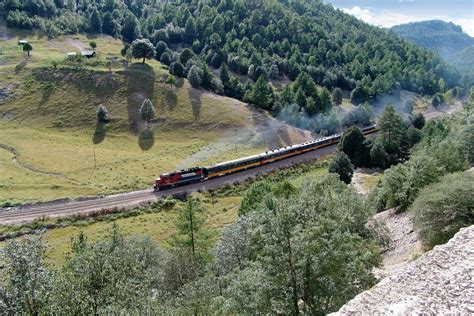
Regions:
[[392, 20, 474, 84], [391, 20, 474, 59], [1, 0, 461, 114]]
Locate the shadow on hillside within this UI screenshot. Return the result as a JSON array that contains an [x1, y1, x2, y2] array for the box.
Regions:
[[175, 78, 185, 88], [138, 126, 155, 151], [92, 121, 107, 144], [15, 61, 27, 74], [124, 63, 155, 134], [188, 87, 202, 122], [163, 86, 178, 110]]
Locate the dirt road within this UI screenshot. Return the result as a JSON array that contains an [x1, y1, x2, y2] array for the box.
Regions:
[[0, 144, 338, 225]]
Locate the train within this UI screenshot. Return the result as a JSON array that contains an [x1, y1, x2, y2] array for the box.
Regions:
[[154, 124, 378, 191]]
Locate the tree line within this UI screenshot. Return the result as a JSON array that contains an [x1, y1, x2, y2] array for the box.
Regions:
[[3, 0, 464, 112]]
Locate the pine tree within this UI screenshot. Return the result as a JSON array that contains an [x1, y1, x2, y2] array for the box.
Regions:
[[170, 198, 212, 257], [201, 64, 214, 90], [96, 104, 109, 123], [379, 105, 404, 154], [220, 62, 230, 86], [332, 87, 343, 106], [188, 65, 202, 88], [90, 8, 102, 33], [139, 99, 155, 123], [184, 17, 196, 44], [250, 75, 273, 110], [339, 126, 370, 167], [320, 87, 332, 113]]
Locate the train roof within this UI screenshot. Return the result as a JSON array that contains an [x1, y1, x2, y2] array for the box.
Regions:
[[207, 154, 261, 168], [200, 124, 378, 170]]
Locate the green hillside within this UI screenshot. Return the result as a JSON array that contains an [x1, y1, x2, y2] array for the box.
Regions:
[[1, 0, 461, 106], [0, 30, 312, 205], [391, 20, 474, 85]]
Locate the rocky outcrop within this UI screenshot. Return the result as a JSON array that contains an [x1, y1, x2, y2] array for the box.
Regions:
[[335, 225, 474, 314]]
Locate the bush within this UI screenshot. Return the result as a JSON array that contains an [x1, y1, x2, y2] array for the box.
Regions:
[[187, 65, 202, 88], [328, 151, 354, 184], [96, 104, 110, 123], [411, 172, 474, 248]]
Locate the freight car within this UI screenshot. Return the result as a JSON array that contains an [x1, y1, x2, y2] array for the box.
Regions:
[[154, 124, 378, 190]]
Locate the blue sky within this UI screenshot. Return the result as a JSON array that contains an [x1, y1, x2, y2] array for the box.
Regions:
[[324, 0, 474, 36]]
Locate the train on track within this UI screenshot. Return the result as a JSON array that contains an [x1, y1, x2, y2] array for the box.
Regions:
[[154, 124, 378, 191]]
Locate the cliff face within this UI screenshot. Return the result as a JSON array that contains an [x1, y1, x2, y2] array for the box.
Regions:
[[334, 225, 474, 314]]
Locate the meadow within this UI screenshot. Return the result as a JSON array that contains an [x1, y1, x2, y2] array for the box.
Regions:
[[0, 28, 311, 205]]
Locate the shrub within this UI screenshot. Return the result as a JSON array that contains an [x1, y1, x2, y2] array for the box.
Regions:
[[96, 104, 110, 123], [328, 151, 354, 184], [411, 172, 474, 248]]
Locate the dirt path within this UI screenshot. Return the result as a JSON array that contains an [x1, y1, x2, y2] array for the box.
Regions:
[[424, 101, 464, 120], [0, 143, 81, 183]]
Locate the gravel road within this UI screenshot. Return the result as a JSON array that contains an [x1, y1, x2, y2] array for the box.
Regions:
[[0, 144, 339, 225]]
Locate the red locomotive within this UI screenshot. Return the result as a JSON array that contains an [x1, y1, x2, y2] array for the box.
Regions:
[[154, 167, 207, 190]]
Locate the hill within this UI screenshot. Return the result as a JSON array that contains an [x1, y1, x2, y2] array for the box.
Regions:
[[0, 30, 312, 205], [1, 0, 460, 107], [391, 20, 474, 84], [391, 20, 474, 59]]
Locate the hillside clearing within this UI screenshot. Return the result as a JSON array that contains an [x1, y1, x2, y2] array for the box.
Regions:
[[0, 32, 313, 205]]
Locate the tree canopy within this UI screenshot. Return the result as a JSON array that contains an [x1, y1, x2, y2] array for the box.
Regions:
[[131, 39, 155, 64]]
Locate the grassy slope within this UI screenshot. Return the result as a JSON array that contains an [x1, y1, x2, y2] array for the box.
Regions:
[[42, 164, 328, 265], [0, 28, 312, 204]]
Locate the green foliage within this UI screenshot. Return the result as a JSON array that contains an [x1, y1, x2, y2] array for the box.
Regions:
[[170, 62, 185, 77], [375, 153, 444, 211], [170, 198, 213, 257], [328, 151, 354, 184], [378, 105, 404, 154], [131, 38, 156, 64], [431, 93, 444, 107], [165, 74, 177, 86], [89, 40, 97, 50], [412, 112, 426, 129], [96, 104, 109, 123], [411, 172, 474, 248], [1, 236, 52, 315], [338, 126, 370, 167], [370, 140, 389, 169], [2, 0, 457, 100], [332, 87, 343, 106], [52, 226, 163, 314], [188, 65, 201, 88], [457, 114, 474, 164], [238, 181, 274, 216], [216, 175, 381, 314], [22, 42, 32, 56], [371, 114, 470, 212], [139, 98, 155, 122], [245, 75, 273, 110]]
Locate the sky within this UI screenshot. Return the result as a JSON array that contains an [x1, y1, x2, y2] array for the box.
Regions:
[[324, 0, 474, 36]]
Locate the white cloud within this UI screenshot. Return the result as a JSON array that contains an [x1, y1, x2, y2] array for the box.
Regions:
[[342, 6, 474, 37]]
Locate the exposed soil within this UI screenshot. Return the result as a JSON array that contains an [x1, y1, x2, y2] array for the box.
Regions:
[[374, 209, 422, 277], [335, 225, 474, 314]]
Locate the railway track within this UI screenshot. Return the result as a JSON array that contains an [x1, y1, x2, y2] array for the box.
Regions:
[[0, 143, 341, 225]]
